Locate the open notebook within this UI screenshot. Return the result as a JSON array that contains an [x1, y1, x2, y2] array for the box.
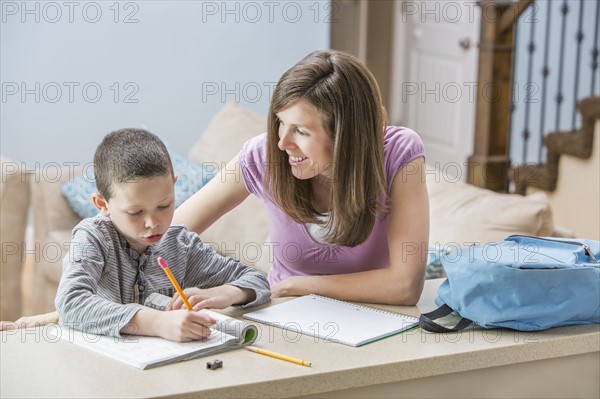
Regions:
[[50, 293, 258, 370], [243, 294, 419, 347]]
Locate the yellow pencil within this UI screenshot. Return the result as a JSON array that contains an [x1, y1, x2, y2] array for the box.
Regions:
[[157, 256, 193, 311], [246, 346, 312, 367]]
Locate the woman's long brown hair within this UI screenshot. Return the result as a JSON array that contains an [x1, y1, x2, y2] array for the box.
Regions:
[[266, 50, 387, 247]]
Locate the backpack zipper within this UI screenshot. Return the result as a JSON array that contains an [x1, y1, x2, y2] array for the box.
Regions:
[[508, 235, 598, 263]]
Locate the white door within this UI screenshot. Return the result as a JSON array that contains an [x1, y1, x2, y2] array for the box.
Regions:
[[390, 0, 481, 179]]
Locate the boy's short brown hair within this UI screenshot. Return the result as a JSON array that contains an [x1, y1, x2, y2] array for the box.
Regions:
[[94, 128, 174, 200]]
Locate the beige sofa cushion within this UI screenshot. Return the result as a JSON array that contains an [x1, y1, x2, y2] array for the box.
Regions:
[[188, 102, 270, 274], [31, 167, 82, 244], [45, 230, 73, 284], [29, 166, 83, 314], [189, 102, 266, 166], [427, 171, 554, 247]]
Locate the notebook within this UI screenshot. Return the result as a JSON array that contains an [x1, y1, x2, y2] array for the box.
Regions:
[[50, 293, 259, 370], [243, 294, 419, 347]]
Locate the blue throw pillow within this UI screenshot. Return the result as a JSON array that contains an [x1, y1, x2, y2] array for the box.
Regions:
[[61, 166, 98, 219], [169, 147, 216, 211], [61, 147, 215, 219], [425, 245, 448, 279]]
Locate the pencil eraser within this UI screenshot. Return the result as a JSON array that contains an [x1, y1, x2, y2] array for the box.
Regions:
[[157, 257, 168, 270], [206, 359, 223, 370]]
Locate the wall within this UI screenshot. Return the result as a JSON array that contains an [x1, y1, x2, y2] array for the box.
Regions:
[[0, 1, 330, 167], [530, 119, 600, 240], [546, 119, 600, 240]]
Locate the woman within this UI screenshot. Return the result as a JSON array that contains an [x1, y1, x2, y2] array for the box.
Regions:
[[174, 50, 429, 305], [1, 50, 428, 330]]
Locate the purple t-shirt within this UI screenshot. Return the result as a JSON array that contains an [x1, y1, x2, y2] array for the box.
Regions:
[[240, 126, 425, 285]]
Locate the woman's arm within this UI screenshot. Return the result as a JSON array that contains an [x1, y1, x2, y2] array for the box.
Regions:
[[173, 154, 250, 234], [169, 229, 271, 311], [271, 157, 430, 305]]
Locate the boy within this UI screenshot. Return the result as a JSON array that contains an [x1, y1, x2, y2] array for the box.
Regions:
[[53, 128, 270, 342]]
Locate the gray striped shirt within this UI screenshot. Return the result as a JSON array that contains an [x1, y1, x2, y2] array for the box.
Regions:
[[55, 216, 270, 337]]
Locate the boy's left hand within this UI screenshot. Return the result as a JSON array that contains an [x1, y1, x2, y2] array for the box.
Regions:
[[168, 285, 253, 311], [0, 311, 59, 330]]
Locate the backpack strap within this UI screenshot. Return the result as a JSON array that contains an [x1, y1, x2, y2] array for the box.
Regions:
[[419, 304, 473, 333]]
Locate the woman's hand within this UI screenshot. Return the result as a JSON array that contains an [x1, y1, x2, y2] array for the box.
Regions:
[[168, 285, 254, 311], [270, 276, 307, 298], [0, 311, 59, 331]]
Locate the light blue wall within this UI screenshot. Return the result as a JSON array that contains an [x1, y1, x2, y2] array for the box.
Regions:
[[1, 1, 330, 167]]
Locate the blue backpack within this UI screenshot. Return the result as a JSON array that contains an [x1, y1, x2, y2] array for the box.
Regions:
[[419, 235, 600, 332]]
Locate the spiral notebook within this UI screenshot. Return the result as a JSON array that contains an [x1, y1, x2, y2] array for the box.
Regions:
[[243, 294, 419, 347]]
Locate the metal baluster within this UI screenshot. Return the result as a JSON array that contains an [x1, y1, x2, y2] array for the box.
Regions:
[[555, 0, 569, 131], [592, 0, 600, 96], [508, 7, 520, 170], [572, 0, 585, 131], [522, 0, 536, 164], [539, 1, 552, 163]]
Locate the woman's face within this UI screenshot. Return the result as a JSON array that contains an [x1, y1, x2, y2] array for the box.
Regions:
[[276, 100, 333, 181]]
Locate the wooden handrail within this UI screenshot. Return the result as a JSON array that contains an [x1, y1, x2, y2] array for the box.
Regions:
[[499, 0, 534, 34]]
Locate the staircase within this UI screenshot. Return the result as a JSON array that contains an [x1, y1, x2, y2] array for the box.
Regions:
[[509, 96, 600, 240], [509, 96, 600, 194]]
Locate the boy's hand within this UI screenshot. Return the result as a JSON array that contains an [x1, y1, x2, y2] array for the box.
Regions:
[[124, 308, 215, 342], [154, 309, 215, 342], [168, 285, 254, 311], [0, 311, 59, 331]]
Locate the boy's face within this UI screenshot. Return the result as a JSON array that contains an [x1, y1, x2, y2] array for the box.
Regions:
[[93, 174, 176, 254]]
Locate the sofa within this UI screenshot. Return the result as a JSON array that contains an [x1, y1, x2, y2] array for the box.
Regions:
[[1, 102, 559, 317], [0, 156, 30, 321]]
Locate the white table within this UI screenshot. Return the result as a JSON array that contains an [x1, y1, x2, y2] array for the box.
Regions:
[[1, 279, 599, 398]]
